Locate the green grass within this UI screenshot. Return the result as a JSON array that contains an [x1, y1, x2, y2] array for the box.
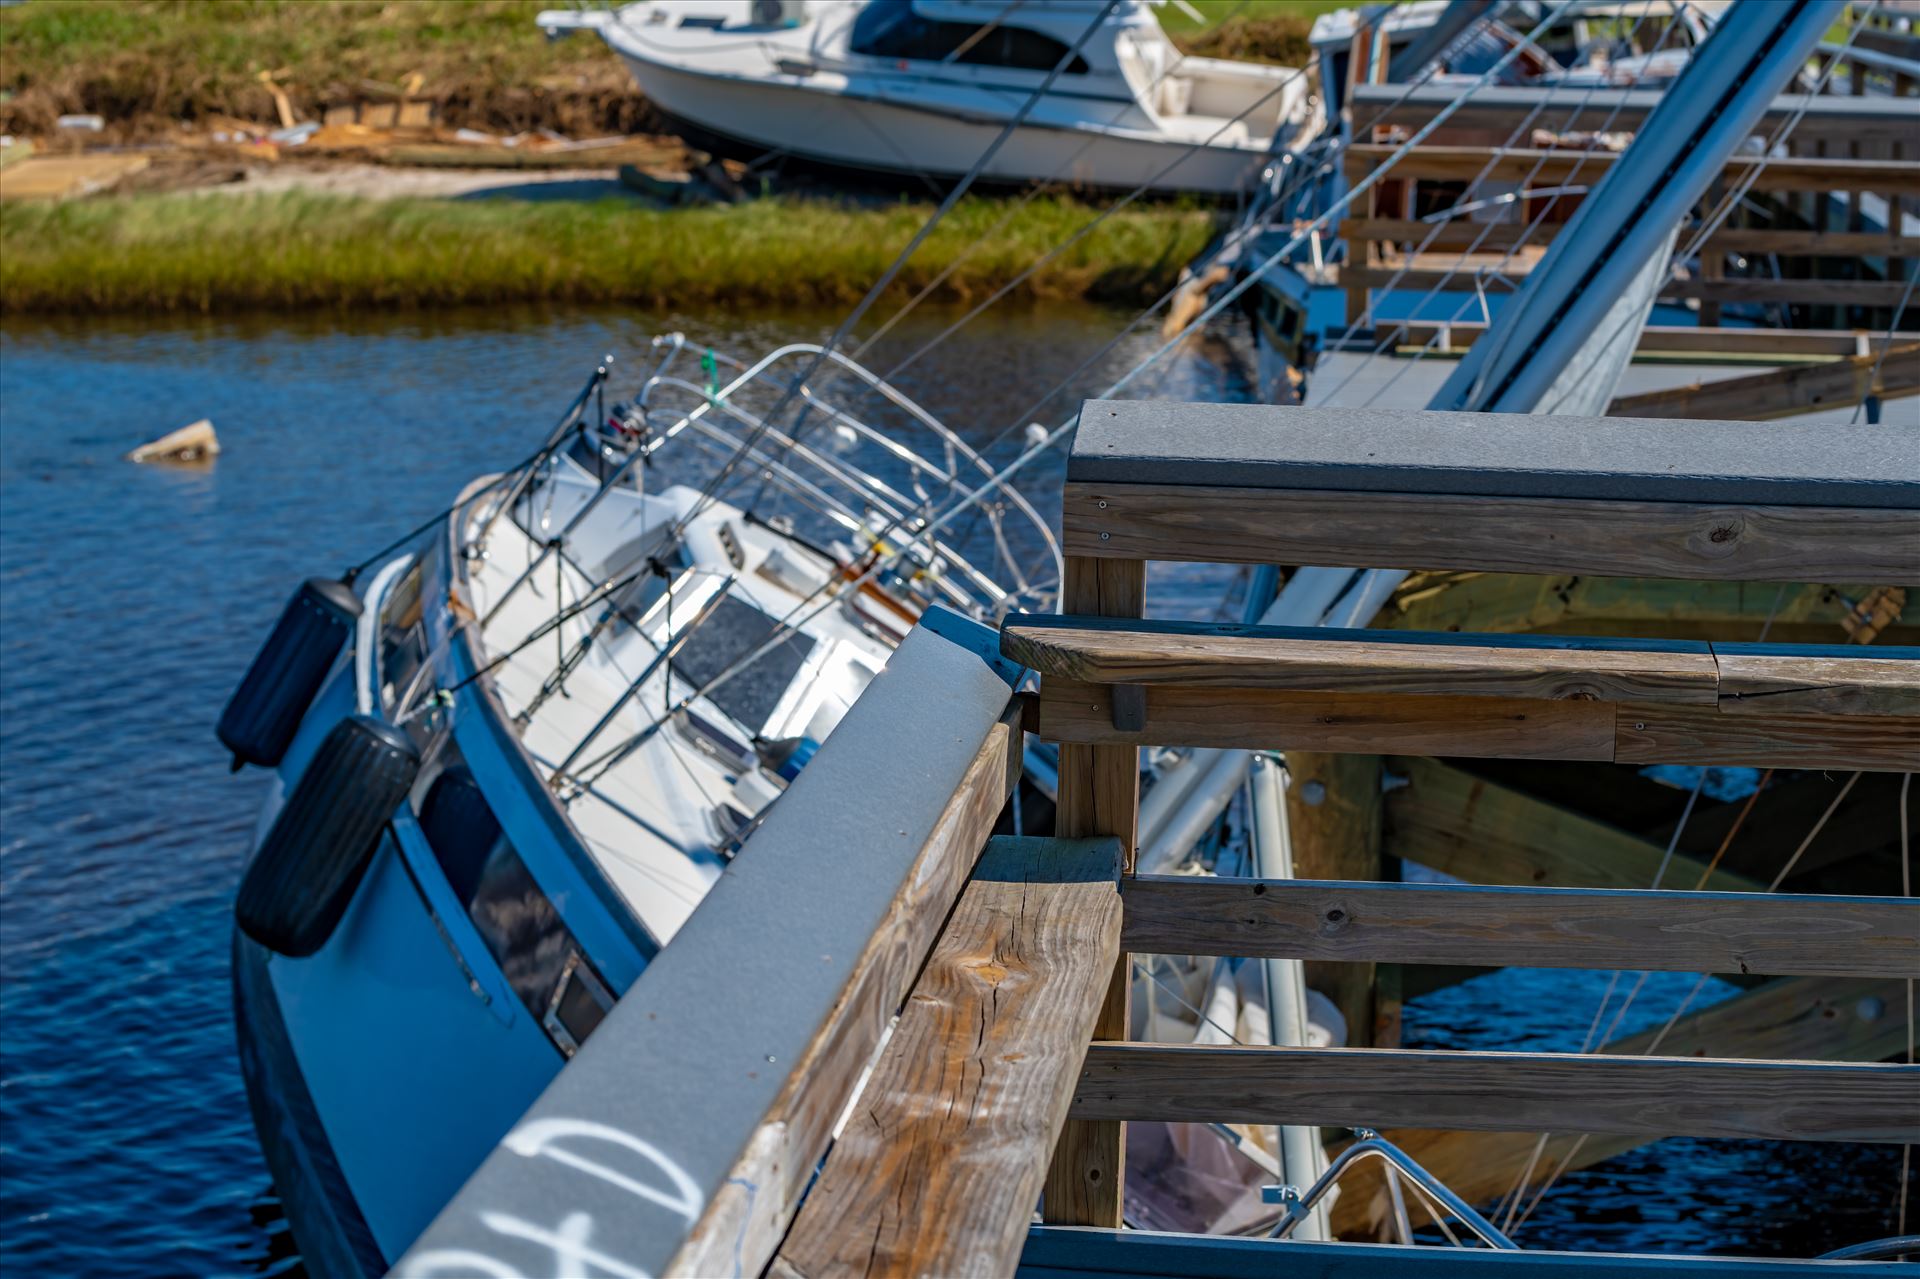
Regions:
[[0, 190, 1219, 314], [1156, 0, 1360, 37]]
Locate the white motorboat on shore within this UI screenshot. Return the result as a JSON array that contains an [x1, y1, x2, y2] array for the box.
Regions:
[[539, 0, 1318, 196]]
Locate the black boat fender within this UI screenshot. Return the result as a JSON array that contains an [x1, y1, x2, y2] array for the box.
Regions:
[[217, 577, 363, 771], [235, 715, 421, 959]]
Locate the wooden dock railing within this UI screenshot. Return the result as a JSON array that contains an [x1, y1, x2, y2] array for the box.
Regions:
[[1338, 142, 1920, 323], [1027, 398, 1920, 1233]]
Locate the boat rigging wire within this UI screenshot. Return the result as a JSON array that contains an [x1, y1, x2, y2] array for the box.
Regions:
[[341, 366, 604, 584], [1336, 0, 1868, 415], [898, 0, 1584, 551], [1455, 0, 1869, 415], [779, 5, 1462, 514], [1672, 1, 1879, 269], [840, 0, 1263, 365], [1849, 269, 1920, 424], [862, 55, 1319, 389], [1310, 2, 1689, 410], [1507, 754, 1867, 1236], [663, 0, 1125, 546], [1493, 581, 1790, 1231]]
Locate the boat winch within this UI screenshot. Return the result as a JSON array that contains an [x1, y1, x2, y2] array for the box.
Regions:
[[234, 715, 420, 958], [217, 577, 362, 770]]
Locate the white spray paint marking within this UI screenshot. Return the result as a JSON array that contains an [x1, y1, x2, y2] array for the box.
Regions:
[[396, 1117, 708, 1277], [394, 1248, 527, 1278], [503, 1117, 705, 1226], [478, 1210, 656, 1279]]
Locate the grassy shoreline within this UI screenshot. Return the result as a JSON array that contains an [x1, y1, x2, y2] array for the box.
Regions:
[[0, 190, 1219, 314]]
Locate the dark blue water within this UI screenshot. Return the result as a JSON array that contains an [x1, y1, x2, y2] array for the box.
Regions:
[[0, 306, 1901, 1276]]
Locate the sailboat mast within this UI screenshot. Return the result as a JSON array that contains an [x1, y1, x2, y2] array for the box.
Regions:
[[1432, 0, 1848, 416]]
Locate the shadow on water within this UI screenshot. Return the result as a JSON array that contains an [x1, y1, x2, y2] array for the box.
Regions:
[[0, 303, 1900, 1274]]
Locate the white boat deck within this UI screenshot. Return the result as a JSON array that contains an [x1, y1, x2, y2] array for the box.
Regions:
[[466, 469, 895, 943]]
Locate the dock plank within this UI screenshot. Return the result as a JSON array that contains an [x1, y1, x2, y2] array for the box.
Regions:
[[1120, 877, 1920, 979], [1062, 483, 1920, 584], [770, 837, 1122, 1279], [1341, 143, 1920, 193], [1608, 344, 1920, 422], [1071, 1044, 1920, 1143], [1003, 616, 1720, 704], [1039, 678, 1619, 759], [1711, 644, 1920, 717], [1616, 702, 1920, 771], [1034, 679, 1919, 771]]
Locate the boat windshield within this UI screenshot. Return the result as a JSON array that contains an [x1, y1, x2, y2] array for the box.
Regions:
[[849, 4, 1089, 74]]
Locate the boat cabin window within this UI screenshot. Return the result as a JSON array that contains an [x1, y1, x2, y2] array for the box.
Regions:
[[417, 762, 614, 1057], [849, 5, 1090, 74], [670, 593, 816, 733]]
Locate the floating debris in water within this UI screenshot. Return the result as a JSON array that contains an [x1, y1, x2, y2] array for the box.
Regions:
[[126, 419, 220, 465]]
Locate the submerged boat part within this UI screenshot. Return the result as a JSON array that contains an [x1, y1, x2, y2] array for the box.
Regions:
[[217, 576, 362, 770], [234, 715, 421, 958]]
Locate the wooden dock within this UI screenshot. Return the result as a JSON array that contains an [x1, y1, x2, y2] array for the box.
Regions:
[[392, 403, 1917, 1278]]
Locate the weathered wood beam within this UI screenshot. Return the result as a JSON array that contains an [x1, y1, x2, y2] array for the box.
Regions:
[[1660, 277, 1920, 307], [1348, 82, 1919, 146], [1346, 218, 1920, 259], [1390, 323, 1920, 360], [1329, 974, 1912, 1235], [1713, 643, 1920, 716], [1070, 1044, 1920, 1143], [1035, 678, 1920, 771], [1343, 144, 1920, 193], [770, 836, 1122, 1279], [1339, 267, 1920, 309], [1062, 484, 1919, 583], [1385, 574, 1915, 645], [1120, 877, 1920, 978], [1609, 343, 1920, 421], [1013, 621, 1920, 731], [1284, 752, 1388, 1048], [1004, 616, 1721, 704], [1615, 701, 1919, 770], [1382, 756, 1759, 891], [1038, 678, 1617, 761], [1703, 227, 1920, 256], [1066, 402, 1918, 583], [1041, 556, 1143, 1229]]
